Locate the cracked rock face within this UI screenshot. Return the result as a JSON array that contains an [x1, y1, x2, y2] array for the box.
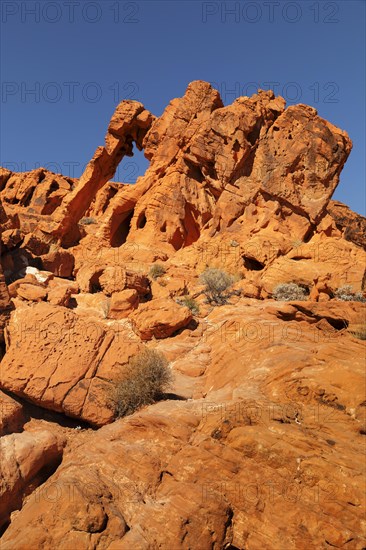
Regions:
[[0, 301, 144, 427], [0, 81, 365, 549], [1, 300, 365, 549]]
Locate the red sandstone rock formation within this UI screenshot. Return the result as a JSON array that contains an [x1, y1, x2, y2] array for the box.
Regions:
[[0, 81, 365, 549]]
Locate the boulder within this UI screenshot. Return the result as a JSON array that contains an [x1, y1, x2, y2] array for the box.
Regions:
[[99, 267, 150, 296], [17, 283, 47, 302], [0, 302, 142, 426], [47, 285, 72, 307], [108, 289, 139, 319], [40, 248, 75, 278], [130, 297, 193, 340]]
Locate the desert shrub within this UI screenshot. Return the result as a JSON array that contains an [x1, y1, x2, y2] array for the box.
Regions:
[[200, 268, 234, 305], [179, 295, 200, 315], [80, 217, 96, 225], [101, 298, 111, 319], [334, 285, 366, 302], [149, 263, 166, 280], [112, 349, 173, 418], [273, 282, 308, 301]]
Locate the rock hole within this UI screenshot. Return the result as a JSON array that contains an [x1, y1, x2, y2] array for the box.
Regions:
[[184, 159, 204, 183], [100, 185, 119, 214], [41, 181, 63, 215], [110, 210, 134, 248], [137, 211, 147, 229], [247, 121, 261, 146], [183, 203, 201, 247], [114, 147, 149, 184], [243, 256, 265, 271], [326, 318, 348, 331], [89, 270, 104, 293]]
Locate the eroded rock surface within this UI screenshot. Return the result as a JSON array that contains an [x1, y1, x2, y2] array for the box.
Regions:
[[0, 429, 65, 530], [0, 302, 142, 427], [0, 81, 365, 549], [1, 299, 365, 549]]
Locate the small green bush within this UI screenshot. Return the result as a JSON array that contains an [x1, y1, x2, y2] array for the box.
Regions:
[[112, 349, 173, 418], [334, 285, 366, 302], [273, 283, 308, 301], [149, 263, 166, 280], [200, 268, 234, 305], [179, 295, 200, 315]]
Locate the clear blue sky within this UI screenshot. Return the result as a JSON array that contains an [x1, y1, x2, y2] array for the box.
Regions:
[[1, 0, 365, 215]]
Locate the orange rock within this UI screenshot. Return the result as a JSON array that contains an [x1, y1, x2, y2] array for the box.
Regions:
[[130, 297, 193, 340], [47, 285, 72, 307], [108, 289, 139, 319], [1, 229, 23, 249], [47, 276, 79, 294], [37, 102, 155, 246], [328, 200, 366, 248], [0, 302, 143, 426], [99, 267, 150, 296], [0, 254, 12, 342], [0, 390, 25, 436], [0, 299, 365, 548], [7, 274, 39, 298], [40, 248, 75, 277], [17, 283, 47, 302], [0, 429, 65, 529], [0, 82, 365, 549]]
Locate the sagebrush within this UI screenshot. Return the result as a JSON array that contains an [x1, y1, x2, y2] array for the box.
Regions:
[[334, 285, 366, 302], [179, 295, 200, 315], [149, 263, 166, 280], [200, 268, 234, 304], [111, 349, 173, 418], [273, 282, 308, 301], [80, 217, 96, 225]]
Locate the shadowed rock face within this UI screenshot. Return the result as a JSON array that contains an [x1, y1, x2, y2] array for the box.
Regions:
[[0, 81, 365, 549], [327, 200, 366, 250]]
